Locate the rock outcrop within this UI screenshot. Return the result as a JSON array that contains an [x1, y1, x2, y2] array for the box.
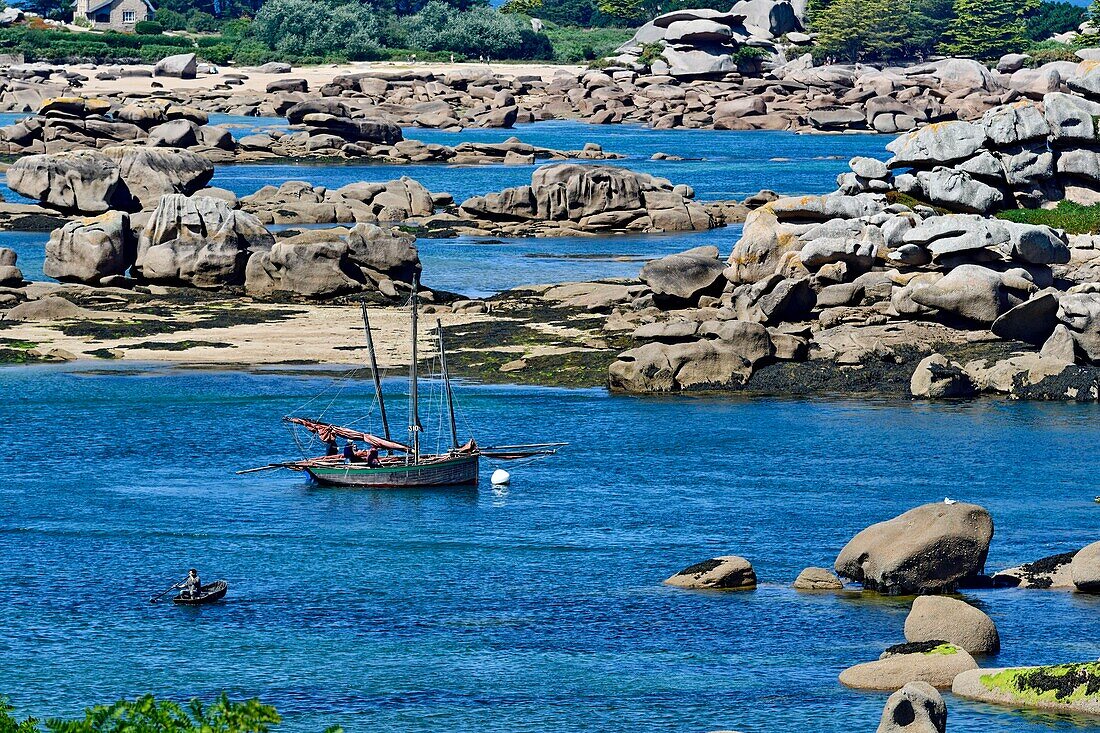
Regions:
[[834, 502, 994, 594], [135, 194, 274, 287], [6, 147, 213, 215], [840, 641, 978, 691], [44, 211, 132, 284], [245, 223, 419, 298], [458, 164, 715, 236], [664, 555, 758, 590], [953, 663, 1100, 716]]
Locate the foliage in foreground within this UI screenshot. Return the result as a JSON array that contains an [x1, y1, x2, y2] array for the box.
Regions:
[[0, 695, 293, 733], [996, 200, 1100, 235]]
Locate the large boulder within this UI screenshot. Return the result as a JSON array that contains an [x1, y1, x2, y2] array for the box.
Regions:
[[731, 0, 800, 37], [886, 120, 986, 168], [914, 169, 1004, 214], [609, 325, 772, 392], [910, 354, 977, 399], [664, 555, 757, 590], [990, 291, 1060, 345], [726, 194, 883, 283], [103, 146, 215, 210], [904, 596, 1000, 655], [840, 642, 978, 690], [44, 211, 132, 284], [640, 245, 726, 306], [1071, 540, 1100, 593], [1056, 292, 1100, 362], [136, 195, 273, 287], [244, 236, 362, 298], [342, 222, 419, 284], [6, 150, 121, 214], [460, 164, 712, 233], [834, 502, 994, 594], [154, 53, 197, 79], [876, 681, 947, 733], [910, 265, 1027, 324]]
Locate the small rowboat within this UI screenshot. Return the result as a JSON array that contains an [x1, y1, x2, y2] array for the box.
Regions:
[[173, 580, 228, 605]]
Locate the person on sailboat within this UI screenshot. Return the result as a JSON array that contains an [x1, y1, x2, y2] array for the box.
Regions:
[[343, 440, 363, 463], [324, 435, 339, 456], [364, 445, 382, 468], [177, 569, 201, 598]]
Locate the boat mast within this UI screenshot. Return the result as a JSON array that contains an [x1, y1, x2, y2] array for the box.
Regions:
[[360, 300, 392, 446], [409, 276, 421, 465], [437, 319, 459, 451]]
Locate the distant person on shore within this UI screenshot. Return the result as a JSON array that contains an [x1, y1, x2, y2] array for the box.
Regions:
[[178, 569, 201, 598]]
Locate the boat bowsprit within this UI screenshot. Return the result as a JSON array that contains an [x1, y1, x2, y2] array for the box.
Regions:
[[172, 580, 228, 605]]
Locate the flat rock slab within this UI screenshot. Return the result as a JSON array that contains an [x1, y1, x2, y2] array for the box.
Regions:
[[953, 665, 1100, 716]]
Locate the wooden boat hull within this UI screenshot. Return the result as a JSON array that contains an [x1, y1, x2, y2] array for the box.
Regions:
[[306, 453, 479, 488], [173, 580, 227, 605]]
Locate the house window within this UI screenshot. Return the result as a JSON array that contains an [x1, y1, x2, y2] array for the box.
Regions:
[[123, 10, 136, 22], [95, 11, 110, 22]]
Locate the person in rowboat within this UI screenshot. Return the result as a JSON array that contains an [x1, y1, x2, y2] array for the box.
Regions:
[[177, 569, 201, 599]]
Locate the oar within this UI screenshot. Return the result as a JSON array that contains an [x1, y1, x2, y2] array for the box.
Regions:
[[149, 577, 187, 604]]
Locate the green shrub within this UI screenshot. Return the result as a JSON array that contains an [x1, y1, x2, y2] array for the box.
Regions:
[[154, 8, 187, 30], [249, 0, 382, 60], [997, 200, 1100, 234], [637, 41, 664, 66], [197, 43, 234, 64], [403, 1, 553, 59], [1027, 39, 1081, 65], [0, 695, 283, 733], [134, 20, 163, 34]]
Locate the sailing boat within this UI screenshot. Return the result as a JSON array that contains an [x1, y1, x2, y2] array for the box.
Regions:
[[241, 277, 563, 488]]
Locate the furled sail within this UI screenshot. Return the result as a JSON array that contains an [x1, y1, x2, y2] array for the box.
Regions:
[[285, 417, 410, 453]]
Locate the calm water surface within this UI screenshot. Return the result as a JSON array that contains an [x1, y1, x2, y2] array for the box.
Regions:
[[0, 365, 1098, 733]]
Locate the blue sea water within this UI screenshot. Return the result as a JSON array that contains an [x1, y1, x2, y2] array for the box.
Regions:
[[0, 365, 1098, 733], [209, 122, 891, 203], [0, 225, 743, 298]]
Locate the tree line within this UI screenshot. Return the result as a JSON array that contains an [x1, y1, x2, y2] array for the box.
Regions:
[[809, 0, 1088, 63]]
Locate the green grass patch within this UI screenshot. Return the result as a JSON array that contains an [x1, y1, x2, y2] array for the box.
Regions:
[[982, 663, 1100, 705], [997, 201, 1100, 234], [542, 24, 633, 63]]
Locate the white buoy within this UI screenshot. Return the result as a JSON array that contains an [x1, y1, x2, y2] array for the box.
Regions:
[[491, 469, 511, 485]]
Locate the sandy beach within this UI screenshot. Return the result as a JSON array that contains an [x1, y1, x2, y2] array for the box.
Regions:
[[78, 60, 588, 98]]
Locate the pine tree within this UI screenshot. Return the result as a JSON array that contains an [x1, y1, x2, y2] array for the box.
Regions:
[[941, 0, 1038, 61], [596, 0, 644, 22]]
